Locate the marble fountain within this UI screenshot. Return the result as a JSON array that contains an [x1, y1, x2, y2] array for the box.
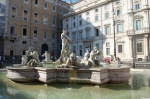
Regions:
[[6, 29, 130, 85]]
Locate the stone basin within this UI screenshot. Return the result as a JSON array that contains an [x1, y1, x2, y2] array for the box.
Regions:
[[6, 66, 36, 82], [6, 66, 131, 85]]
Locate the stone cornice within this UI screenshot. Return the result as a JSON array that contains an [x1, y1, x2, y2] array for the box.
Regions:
[[64, 0, 109, 18]]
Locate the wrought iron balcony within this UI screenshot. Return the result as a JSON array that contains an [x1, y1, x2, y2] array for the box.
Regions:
[[126, 27, 150, 36]]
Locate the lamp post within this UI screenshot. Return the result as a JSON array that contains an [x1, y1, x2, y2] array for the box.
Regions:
[[112, 2, 116, 58]]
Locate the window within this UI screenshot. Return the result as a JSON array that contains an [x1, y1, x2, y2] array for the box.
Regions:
[[135, 4, 140, 11], [34, 12, 38, 17], [35, 0, 38, 5], [95, 28, 99, 36], [106, 48, 110, 55], [23, 51, 26, 55], [43, 31, 47, 39], [95, 15, 98, 21], [23, 10, 28, 20], [79, 45, 82, 56], [52, 33, 55, 39], [95, 9, 98, 12], [73, 16, 76, 20], [52, 17, 56, 25], [10, 26, 15, 34], [106, 42, 110, 55], [60, 7, 63, 14], [106, 42, 110, 47], [24, 0, 28, 3], [44, 2, 48, 9], [10, 50, 13, 56], [12, 7, 16, 12], [79, 14, 82, 18], [105, 25, 110, 35], [137, 42, 143, 53], [79, 32, 82, 40], [136, 20, 142, 30], [72, 32, 76, 40], [23, 28, 27, 36], [73, 22, 76, 27], [118, 45, 122, 53], [24, 10, 28, 15], [116, 9, 121, 16], [117, 24, 122, 33], [52, 43, 55, 47], [22, 41, 27, 44], [66, 24, 68, 29], [34, 30, 37, 38], [34, 12, 38, 22], [53, 5, 56, 11], [105, 12, 109, 19], [60, 19, 63, 27], [73, 46, 76, 53], [43, 14, 48, 24], [79, 20, 82, 25], [11, 6, 16, 18], [96, 43, 99, 49]]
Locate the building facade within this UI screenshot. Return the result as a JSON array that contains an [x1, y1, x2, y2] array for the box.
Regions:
[[63, 0, 150, 62], [0, 1, 5, 56], [2, 0, 69, 58]]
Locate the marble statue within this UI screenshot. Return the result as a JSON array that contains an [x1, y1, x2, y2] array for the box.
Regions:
[[21, 55, 28, 65], [88, 47, 101, 67], [26, 47, 41, 67], [42, 51, 53, 63], [58, 53, 80, 68], [58, 29, 71, 63], [80, 50, 90, 67]]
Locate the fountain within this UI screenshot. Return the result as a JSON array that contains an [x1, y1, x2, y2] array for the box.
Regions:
[[6, 29, 131, 85]]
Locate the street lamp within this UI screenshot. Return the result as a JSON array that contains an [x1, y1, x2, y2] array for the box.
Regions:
[[112, 3, 116, 58]]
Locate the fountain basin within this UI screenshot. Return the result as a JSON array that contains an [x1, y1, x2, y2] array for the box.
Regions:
[[6, 67, 36, 82], [6, 66, 131, 85]]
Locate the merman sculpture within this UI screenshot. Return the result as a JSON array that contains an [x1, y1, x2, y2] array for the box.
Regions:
[[42, 51, 53, 63]]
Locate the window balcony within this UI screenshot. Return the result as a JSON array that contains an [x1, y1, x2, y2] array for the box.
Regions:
[[126, 27, 150, 36], [4, 33, 18, 40], [82, 37, 94, 42], [128, 9, 134, 14]]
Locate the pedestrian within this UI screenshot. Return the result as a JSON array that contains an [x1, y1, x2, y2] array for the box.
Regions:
[[0, 56, 1, 62], [13, 56, 15, 63], [3, 56, 5, 62]]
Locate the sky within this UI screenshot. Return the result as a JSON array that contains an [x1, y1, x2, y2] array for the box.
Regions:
[[62, 0, 78, 3]]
